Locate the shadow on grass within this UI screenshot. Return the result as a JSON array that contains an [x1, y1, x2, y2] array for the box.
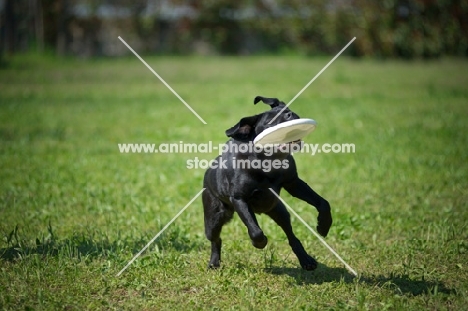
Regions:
[[0, 225, 203, 262], [265, 264, 354, 285], [265, 264, 456, 296], [1, 234, 146, 261]]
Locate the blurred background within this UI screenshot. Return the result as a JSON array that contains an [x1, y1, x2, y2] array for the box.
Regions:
[[1, 2, 468, 308], [1, 0, 467, 60]]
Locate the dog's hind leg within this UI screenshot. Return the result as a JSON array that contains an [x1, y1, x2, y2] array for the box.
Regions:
[[202, 189, 233, 268], [266, 202, 318, 271]]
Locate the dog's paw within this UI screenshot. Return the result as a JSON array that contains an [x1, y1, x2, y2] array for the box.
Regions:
[[317, 211, 332, 237], [299, 254, 318, 271], [317, 225, 329, 237], [208, 261, 220, 269], [208, 253, 221, 269], [251, 235, 268, 249], [208, 263, 220, 269]]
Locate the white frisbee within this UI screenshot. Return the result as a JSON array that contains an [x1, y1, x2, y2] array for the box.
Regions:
[[254, 118, 317, 146]]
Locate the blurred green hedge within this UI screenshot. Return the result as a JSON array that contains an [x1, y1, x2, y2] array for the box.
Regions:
[[192, 0, 468, 58], [3, 0, 467, 58]]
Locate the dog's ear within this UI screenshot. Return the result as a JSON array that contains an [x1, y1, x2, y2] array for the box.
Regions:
[[225, 115, 259, 140], [254, 96, 283, 108]]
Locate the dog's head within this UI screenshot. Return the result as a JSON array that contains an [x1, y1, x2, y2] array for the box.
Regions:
[[225, 96, 300, 143]]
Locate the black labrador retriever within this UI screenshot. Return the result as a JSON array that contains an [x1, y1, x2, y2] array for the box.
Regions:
[[202, 96, 332, 270]]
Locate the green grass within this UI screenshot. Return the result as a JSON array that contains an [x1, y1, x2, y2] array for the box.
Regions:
[[0, 53, 467, 310]]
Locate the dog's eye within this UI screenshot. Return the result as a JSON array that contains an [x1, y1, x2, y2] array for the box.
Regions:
[[285, 112, 292, 119]]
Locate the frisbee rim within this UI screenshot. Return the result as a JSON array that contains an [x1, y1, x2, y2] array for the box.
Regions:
[[253, 118, 317, 145]]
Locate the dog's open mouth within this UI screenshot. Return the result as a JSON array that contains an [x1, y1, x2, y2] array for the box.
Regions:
[[277, 139, 303, 153], [281, 139, 301, 146], [253, 119, 316, 148]]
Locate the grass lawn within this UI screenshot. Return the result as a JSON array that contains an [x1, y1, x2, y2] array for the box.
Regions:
[[0, 53, 467, 310]]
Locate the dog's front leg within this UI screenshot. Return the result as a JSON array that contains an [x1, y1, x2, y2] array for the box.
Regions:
[[230, 197, 268, 249], [284, 179, 332, 237]]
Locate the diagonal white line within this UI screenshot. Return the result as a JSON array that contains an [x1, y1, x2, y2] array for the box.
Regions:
[[269, 188, 358, 276], [116, 188, 206, 277], [269, 37, 356, 124], [118, 36, 207, 125]]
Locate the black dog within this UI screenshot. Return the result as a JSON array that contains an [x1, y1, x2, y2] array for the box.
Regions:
[[202, 96, 332, 270]]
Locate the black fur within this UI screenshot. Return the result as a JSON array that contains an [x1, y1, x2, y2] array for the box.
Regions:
[[202, 96, 332, 270]]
